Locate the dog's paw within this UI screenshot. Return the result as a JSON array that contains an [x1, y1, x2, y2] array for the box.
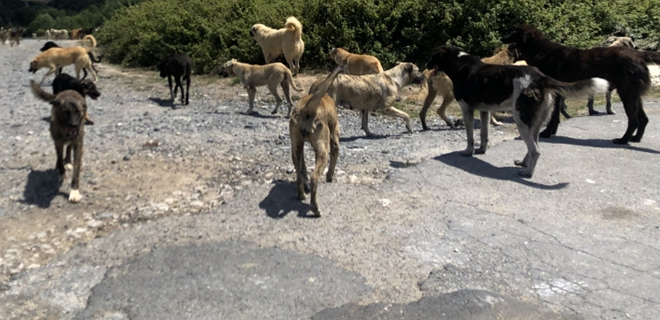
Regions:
[[475, 148, 487, 155], [304, 182, 311, 194], [64, 163, 73, 171], [630, 136, 642, 143], [297, 192, 306, 200], [271, 110, 278, 115], [588, 110, 600, 116], [326, 175, 333, 183], [612, 138, 629, 145], [310, 205, 321, 217], [68, 189, 82, 203], [514, 160, 527, 168], [606, 110, 616, 115], [459, 150, 474, 157], [518, 169, 533, 178]]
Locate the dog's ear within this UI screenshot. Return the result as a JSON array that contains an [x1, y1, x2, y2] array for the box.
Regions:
[[404, 63, 413, 73]]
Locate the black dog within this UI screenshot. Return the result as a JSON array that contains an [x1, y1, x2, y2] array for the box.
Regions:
[[40, 41, 101, 80], [157, 53, 192, 105], [502, 25, 660, 144], [52, 73, 101, 125]]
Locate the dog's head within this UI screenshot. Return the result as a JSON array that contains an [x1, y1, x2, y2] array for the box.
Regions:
[[221, 59, 238, 77], [392, 61, 425, 85], [40, 41, 60, 52], [500, 25, 543, 50], [425, 45, 465, 74], [80, 80, 101, 100], [28, 58, 41, 73], [250, 24, 266, 38], [157, 57, 170, 78], [51, 92, 86, 138]]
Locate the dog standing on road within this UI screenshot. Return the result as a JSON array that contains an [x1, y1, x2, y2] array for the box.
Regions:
[[157, 53, 192, 106], [501, 24, 660, 144], [29, 35, 98, 84], [30, 80, 88, 203], [9, 27, 24, 47], [289, 66, 343, 216], [40, 41, 102, 80], [426, 45, 609, 178], [329, 47, 383, 75], [251, 16, 305, 76], [222, 59, 303, 117], [52, 73, 101, 125]]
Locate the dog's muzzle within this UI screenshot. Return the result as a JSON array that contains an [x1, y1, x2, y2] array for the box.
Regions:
[[64, 125, 79, 137], [301, 129, 310, 138], [28, 67, 37, 73]]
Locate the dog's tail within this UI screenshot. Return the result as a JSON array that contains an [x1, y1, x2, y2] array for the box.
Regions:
[[307, 66, 343, 107], [635, 50, 660, 65], [82, 35, 97, 51], [285, 16, 303, 39], [285, 69, 304, 91], [30, 80, 56, 102], [88, 51, 102, 63], [542, 76, 610, 100]]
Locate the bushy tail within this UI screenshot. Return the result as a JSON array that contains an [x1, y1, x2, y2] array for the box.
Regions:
[[636, 50, 660, 65], [82, 35, 97, 51], [286, 70, 303, 91], [307, 66, 343, 107], [542, 77, 610, 99], [30, 80, 55, 102], [285, 16, 303, 39], [89, 52, 102, 63]]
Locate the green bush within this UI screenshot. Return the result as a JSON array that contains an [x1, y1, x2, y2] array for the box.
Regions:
[[95, 0, 660, 74]]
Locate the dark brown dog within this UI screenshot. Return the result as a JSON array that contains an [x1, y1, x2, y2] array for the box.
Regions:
[[501, 25, 660, 144], [52, 73, 100, 125], [9, 27, 24, 47], [30, 80, 87, 203]]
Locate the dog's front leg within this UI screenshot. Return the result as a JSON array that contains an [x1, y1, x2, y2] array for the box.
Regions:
[[291, 138, 307, 200], [68, 143, 83, 203], [54, 140, 66, 180], [361, 110, 373, 136], [459, 102, 475, 156], [476, 111, 490, 154], [246, 87, 257, 113], [167, 75, 174, 101], [310, 140, 329, 217]]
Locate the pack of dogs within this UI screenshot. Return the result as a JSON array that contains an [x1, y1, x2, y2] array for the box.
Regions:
[[15, 17, 660, 216]]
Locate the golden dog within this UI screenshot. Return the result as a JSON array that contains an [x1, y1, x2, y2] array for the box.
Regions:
[[289, 66, 343, 216], [309, 62, 424, 136], [29, 35, 98, 84], [413, 46, 518, 130], [329, 47, 383, 75], [222, 59, 303, 117], [251, 16, 305, 76], [70, 28, 82, 40]]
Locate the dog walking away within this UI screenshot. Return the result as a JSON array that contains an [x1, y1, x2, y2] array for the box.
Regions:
[[157, 53, 192, 106], [40, 41, 102, 80], [329, 47, 383, 75], [30, 80, 88, 203], [9, 27, 24, 47], [222, 59, 303, 117], [309, 62, 424, 136], [251, 16, 305, 76], [501, 24, 660, 144], [426, 45, 609, 178], [29, 35, 98, 84], [289, 66, 343, 216], [53, 73, 101, 125]]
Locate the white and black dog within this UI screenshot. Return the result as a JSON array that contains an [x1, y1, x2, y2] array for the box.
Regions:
[[425, 45, 608, 178]]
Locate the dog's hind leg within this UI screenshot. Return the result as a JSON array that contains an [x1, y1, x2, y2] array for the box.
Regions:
[[174, 75, 184, 105], [278, 81, 294, 118], [516, 123, 540, 178], [587, 94, 598, 115], [605, 89, 615, 114], [291, 136, 307, 200], [437, 91, 457, 128], [383, 105, 413, 133], [327, 125, 340, 183], [419, 83, 438, 130], [540, 94, 562, 138], [476, 111, 490, 154], [167, 75, 174, 101], [361, 110, 373, 136], [458, 102, 475, 156], [614, 92, 641, 144], [270, 82, 285, 116], [631, 97, 647, 143], [185, 75, 190, 105]]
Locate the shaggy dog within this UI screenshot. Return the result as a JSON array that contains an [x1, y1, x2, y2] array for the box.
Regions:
[[251, 16, 305, 76], [30, 80, 88, 203], [412, 46, 519, 130], [29, 35, 98, 84], [158, 53, 192, 106], [426, 45, 608, 177], [501, 24, 660, 144], [329, 47, 383, 75], [308, 62, 425, 136], [9, 27, 24, 47], [289, 66, 343, 216], [40, 41, 102, 80], [223, 59, 303, 117]]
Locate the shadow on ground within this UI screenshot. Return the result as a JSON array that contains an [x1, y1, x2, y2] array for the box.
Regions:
[[259, 180, 318, 219], [542, 136, 660, 154], [21, 169, 65, 208]]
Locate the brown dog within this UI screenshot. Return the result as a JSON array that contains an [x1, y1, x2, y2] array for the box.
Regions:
[[30, 80, 87, 203], [289, 66, 343, 216], [29, 35, 98, 84], [9, 27, 24, 47], [70, 28, 82, 40], [251, 16, 305, 76], [329, 47, 383, 75]]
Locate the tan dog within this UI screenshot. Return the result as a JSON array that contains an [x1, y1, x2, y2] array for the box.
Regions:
[[251, 16, 305, 76], [289, 66, 343, 216], [586, 37, 637, 115], [309, 62, 424, 136], [70, 28, 82, 40], [30, 80, 87, 203], [329, 47, 383, 75], [9, 27, 24, 47], [414, 46, 518, 130], [222, 59, 303, 117], [29, 35, 98, 84]]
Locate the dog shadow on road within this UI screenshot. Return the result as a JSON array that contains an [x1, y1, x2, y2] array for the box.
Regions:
[[541, 136, 660, 154], [259, 180, 319, 219], [340, 134, 392, 143], [21, 169, 65, 208], [434, 152, 569, 190], [148, 97, 176, 108]]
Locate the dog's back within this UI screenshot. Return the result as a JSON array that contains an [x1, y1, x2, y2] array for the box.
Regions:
[[158, 53, 192, 78]]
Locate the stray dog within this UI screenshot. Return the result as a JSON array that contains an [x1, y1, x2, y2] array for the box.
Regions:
[[514, 60, 572, 119], [329, 47, 383, 75], [40, 41, 102, 80], [289, 66, 343, 216], [251, 16, 305, 76], [222, 59, 303, 117], [501, 24, 660, 144], [52, 73, 101, 125], [49, 29, 68, 40], [29, 35, 98, 84], [0, 28, 7, 45], [30, 80, 87, 203], [70, 28, 82, 40], [426, 45, 609, 177], [309, 62, 425, 135], [415, 46, 519, 130], [157, 53, 192, 106], [586, 37, 637, 115], [9, 27, 24, 47]]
